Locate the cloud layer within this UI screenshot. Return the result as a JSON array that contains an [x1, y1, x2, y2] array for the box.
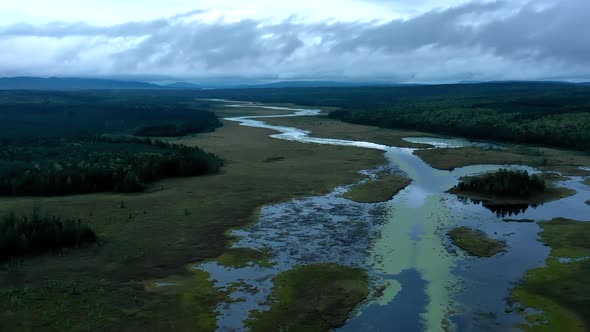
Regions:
[[0, 0, 588, 82]]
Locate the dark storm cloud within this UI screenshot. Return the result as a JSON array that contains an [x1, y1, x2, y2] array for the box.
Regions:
[[0, 1, 588, 81]]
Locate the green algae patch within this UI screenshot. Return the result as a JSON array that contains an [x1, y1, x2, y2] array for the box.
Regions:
[[513, 218, 590, 332], [448, 227, 506, 257], [245, 263, 369, 331], [215, 248, 274, 268], [344, 174, 412, 203]]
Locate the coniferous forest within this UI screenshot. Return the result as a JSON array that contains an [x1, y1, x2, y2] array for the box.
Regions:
[[0, 212, 97, 261], [0, 91, 225, 196], [453, 169, 546, 198], [0, 137, 223, 196]]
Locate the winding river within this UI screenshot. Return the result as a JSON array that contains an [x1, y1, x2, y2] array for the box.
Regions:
[[195, 102, 590, 331]]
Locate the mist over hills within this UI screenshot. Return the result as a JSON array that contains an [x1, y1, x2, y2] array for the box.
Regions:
[[0, 77, 161, 90], [0, 76, 587, 91]]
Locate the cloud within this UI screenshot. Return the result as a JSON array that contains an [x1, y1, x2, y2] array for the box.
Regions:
[[0, 0, 588, 82]]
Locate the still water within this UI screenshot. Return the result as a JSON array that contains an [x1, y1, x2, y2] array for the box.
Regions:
[[195, 102, 589, 331]]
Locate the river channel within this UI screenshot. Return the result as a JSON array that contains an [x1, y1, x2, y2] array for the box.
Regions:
[[194, 102, 590, 331]]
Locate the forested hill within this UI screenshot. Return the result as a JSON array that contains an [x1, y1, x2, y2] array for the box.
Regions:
[[0, 77, 161, 90], [193, 83, 590, 151]]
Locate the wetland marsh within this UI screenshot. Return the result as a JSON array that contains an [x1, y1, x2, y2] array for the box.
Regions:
[[1, 98, 588, 332], [190, 101, 590, 331]]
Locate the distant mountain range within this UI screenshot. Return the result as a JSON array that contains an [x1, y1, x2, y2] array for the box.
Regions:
[[0, 77, 409, 91], [238, 81, 407, 88], [0, 77, 161, 90], [0, 76, 588, 91], [163, 82, 203, 89], [163, 80, 406, 89]]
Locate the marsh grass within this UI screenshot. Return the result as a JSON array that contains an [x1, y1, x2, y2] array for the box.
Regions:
[[448, 227, 506, 257], [344, 174, 411, 203], [513, 218, 590, 331], [245, 263, 369, 331], [415, 146, 590, 176], [0, 117, 384, 330], [214, 248, 275, 268]]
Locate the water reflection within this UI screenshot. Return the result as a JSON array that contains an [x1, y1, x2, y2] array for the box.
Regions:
[[457, 196, 537, 217]]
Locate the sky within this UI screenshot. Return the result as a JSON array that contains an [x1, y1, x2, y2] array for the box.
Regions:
[[0, 0, 588, 83]]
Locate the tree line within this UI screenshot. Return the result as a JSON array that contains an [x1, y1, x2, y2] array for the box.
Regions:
[[0, 137, 224, 196], [0, 91, 222, 139], [0, 212, 96, 262], [330, 107, 590, 151], [453, 169, 546, 198]]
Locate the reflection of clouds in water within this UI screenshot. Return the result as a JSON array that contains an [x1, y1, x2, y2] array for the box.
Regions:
[[403, 186, 429, 208]]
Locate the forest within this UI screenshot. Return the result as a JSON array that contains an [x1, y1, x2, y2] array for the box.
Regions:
[[0, 212, 96, 261], [0, 90, 222, 138], [191, 83, 590, 151], [452, 169, 546, 198], [134, 120, 221, 137], [0, 91, 224, 196], [0, 137, 223, 196]]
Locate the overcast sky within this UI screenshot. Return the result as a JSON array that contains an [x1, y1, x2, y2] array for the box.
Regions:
[[0, 0, 588, 83]]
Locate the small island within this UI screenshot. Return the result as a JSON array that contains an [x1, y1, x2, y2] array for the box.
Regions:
[[448, 169, 574, 206], [448, 227, 506, 257], [344, 174, 412, 203]]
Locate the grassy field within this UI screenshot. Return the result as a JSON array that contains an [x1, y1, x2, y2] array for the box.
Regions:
[[513, 218, 590, 332], [0, 107, 386, 330], [448, 227, 506, 257], [344, 174, 412, 203]]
